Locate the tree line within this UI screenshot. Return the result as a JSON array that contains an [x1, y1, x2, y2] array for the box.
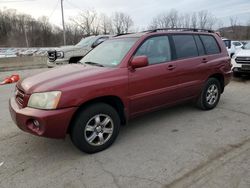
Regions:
[[0, 9, 134, 47], [0, 8, 249, 47]]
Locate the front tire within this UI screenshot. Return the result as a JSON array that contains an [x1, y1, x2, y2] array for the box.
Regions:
[[196, 78, 221, 110], [71, 103, 120, 153]]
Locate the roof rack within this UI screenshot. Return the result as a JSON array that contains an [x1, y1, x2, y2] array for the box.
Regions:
[[143, 28, 214, 33]]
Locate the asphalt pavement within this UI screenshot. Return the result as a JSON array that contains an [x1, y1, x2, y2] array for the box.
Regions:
[[0, 68, 249, 188]]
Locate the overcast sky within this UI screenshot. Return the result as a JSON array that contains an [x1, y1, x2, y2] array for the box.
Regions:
[[0, 0, 250, 29]]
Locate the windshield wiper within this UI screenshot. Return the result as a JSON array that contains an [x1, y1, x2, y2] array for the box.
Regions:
[[84, 61, 104, 67]]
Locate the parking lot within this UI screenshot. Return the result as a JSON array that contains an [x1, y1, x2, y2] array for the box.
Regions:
[[0, 68, 250, 188]]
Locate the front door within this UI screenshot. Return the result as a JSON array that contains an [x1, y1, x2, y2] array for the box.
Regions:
[[128, 35, 181, 117]]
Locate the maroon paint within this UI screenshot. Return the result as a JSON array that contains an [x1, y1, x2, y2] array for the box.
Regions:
[[9, 31, 232, 138]]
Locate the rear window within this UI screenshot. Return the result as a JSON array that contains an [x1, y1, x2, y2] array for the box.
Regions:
[[200, 35, 220, 54], [172, 35, 198, 59]]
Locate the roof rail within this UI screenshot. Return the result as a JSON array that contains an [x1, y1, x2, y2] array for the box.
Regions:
[[144, 28, 214, 33]]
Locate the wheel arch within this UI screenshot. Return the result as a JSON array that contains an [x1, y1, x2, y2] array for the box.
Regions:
[[208, 73, 225, 93], [67, 95, 127, 133]]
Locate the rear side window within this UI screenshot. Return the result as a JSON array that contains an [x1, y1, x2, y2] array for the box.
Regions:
[[172, 35, 198, 59], [194, 35, 205, 56], [200, 35, 220, 54]]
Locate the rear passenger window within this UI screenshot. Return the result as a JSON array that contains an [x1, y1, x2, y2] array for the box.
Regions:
[[172, 35, 198, 59], [135, 36, 172, 65], [200, 35, 220, 54], [194, 35, 205, 56]]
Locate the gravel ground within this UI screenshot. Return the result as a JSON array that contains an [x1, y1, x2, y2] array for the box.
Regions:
[[0, 68, 250, 188]]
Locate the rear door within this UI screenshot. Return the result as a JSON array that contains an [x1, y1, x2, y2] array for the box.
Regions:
[[168, 34, 206, 99], [128, 35, 181, 116]]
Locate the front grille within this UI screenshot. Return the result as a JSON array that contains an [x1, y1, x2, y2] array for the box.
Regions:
[[235, 57, 250, 64], [47, 50, 57, 62], [15, 88, 25, 107]]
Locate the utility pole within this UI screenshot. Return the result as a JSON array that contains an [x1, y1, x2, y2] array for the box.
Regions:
[[61, 0, 66, 45], [24, 24, 29, 47]]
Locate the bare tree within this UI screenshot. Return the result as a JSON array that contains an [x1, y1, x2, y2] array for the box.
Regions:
[[71, 10, 99, 36], [191, 12, 197, 29], [198, 10, 208, 29], [123, 14, 134, 33], [230, 16, 239, 28], [148, 13, 170, 29], [100, 13, 113, 34], [182, 13, 191, 28], [230, 16, 240, 39], [148, 10, 217, 31], [112, 12, 133, 34], [246, 19, 250, 39], [168, 9, 178, 28]]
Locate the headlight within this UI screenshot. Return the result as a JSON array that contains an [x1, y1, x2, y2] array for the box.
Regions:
[[28, 91, 61, 110], [56, 51, 64, 58]]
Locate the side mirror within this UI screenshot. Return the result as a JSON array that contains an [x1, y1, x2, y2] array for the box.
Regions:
[[130, 56, 149, 69]]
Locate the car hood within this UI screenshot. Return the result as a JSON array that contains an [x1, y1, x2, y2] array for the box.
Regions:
[[235, 49, 250, 57], [18, 64, 114, 94], [55, 45, 88, 52]]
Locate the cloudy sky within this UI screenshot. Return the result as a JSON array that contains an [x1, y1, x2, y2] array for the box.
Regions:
[[0, 0, 250, 29]]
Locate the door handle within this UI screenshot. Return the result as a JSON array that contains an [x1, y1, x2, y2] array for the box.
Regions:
[[167, 64, 176, 70], [202, 58, 208, 63]]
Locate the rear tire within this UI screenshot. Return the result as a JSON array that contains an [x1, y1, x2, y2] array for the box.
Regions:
[[71, 103, 120, 153], [196, 78, 221, 110]]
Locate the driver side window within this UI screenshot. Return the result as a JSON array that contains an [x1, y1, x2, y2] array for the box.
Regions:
[[135, 36, 172, 65]]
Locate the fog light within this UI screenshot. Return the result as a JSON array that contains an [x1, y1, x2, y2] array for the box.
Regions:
[[33, 120, 40, 128]]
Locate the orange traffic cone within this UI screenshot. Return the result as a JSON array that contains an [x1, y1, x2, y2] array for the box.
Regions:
[[10, 75, 20, 82], [0, 74, 20, 85]]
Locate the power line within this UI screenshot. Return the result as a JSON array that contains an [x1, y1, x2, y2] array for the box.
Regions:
[[48, 0, 60, 20], [64, 0, 85, 13]]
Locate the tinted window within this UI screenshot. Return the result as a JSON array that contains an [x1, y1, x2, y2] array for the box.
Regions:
[[135, 36, 171, 65], [194, 35, 205, 56], [223, 40, 231, 48], [172, 35, 198, 59], [244, 42, 250, 49], [233, 42, 241, 46], [200, 35, 220, 54]]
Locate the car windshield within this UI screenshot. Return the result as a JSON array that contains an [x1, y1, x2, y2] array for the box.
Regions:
[[76, 36, 97, 47], [243, 42, 250, 49], [80, 38, 138, 67]]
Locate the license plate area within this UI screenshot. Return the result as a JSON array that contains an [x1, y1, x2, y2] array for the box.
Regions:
[[242, 65, 250, 70]]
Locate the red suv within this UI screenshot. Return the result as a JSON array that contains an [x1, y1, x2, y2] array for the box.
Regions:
[[9, 29, 232, 153]]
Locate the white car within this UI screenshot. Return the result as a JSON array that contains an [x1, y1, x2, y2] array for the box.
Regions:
[[231, 42, 250, 76], [47, 35, 112, 68], [222, 38, 243, 58]]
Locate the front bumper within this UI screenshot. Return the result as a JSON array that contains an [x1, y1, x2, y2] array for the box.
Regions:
[[47, 59, 69, 67], [224, 70, 232, 86], [233, 67, 250, 74], [9, 97, 77, 138], [231, 58, 250, 73]]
